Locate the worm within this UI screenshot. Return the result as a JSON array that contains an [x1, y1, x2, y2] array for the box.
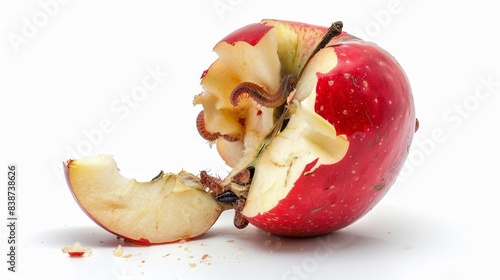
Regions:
[[200, 169, 250, 229], [230, 74, 298, 108], [199, 170, 224, 195], [233, 211, 249, 229], [232, 197, 246, 212], [222, 134, 241, 142], [233, 198, 248, 229], [231, 167, 253, 186], [196, 110, 241, 142], [196, 110, 221, 142]]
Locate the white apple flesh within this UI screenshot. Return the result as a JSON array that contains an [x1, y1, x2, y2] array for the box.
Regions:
[[64, 154, 222, 244]]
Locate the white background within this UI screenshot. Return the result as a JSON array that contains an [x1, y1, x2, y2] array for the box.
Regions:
[[1, 0, 499, 279]]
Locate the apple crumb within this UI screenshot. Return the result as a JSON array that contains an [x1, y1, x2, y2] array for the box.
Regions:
[[189, 263, 197, 268], [61, 241, 92, 257], [404, 245, 413, 250], [113, 244, 124, 257]]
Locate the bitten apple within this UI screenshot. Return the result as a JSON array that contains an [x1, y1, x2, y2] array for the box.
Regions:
[[194, 19, 416, 236], [64, 154, 223, 244], [64, 19, 416, 242]]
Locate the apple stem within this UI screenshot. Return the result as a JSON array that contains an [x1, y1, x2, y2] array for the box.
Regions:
[[299, 21, 343, 78], [311, 21, 343, 57]]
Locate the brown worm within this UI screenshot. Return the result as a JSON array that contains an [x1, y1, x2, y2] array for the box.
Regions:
[[231, 168, 252, 185], [233, 211, 249, 229], [196, 110, 241, 142], [233, 198, 249, 229], [196, 110, 221, 142], [222, 134, 241, 142], [199, 170, 224, 195], [230, 74, 298, 108]]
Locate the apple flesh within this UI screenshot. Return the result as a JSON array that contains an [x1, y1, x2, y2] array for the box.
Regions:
[[194, 20, 416, 236], [64, 154, 223, 244]]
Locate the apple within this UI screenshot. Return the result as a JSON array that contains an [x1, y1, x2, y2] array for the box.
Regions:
[[64, 19, 416, 242], [193, 19, 416, 236], [64, 154, 223, 244]]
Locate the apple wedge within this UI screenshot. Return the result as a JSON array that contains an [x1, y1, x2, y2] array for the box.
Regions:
[[64, 154, 222, 244]]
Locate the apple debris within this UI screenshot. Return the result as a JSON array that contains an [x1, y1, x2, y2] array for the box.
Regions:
[[113, 244, 124, 257], [61, 242, 92, 257]]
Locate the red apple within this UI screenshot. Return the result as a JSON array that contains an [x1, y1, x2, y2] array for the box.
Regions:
[[64, 19, 416, 242], [64, 155, 223, 244], [194, 19, 416, 236]]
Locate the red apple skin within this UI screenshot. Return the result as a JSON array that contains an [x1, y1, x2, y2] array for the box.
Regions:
[[67, 252, 85, 257], [220, 22, 274, 46], [212, 22, 415, 237]]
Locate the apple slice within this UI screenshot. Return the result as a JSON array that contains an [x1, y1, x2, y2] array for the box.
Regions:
[[64, 154, 222, 244]]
